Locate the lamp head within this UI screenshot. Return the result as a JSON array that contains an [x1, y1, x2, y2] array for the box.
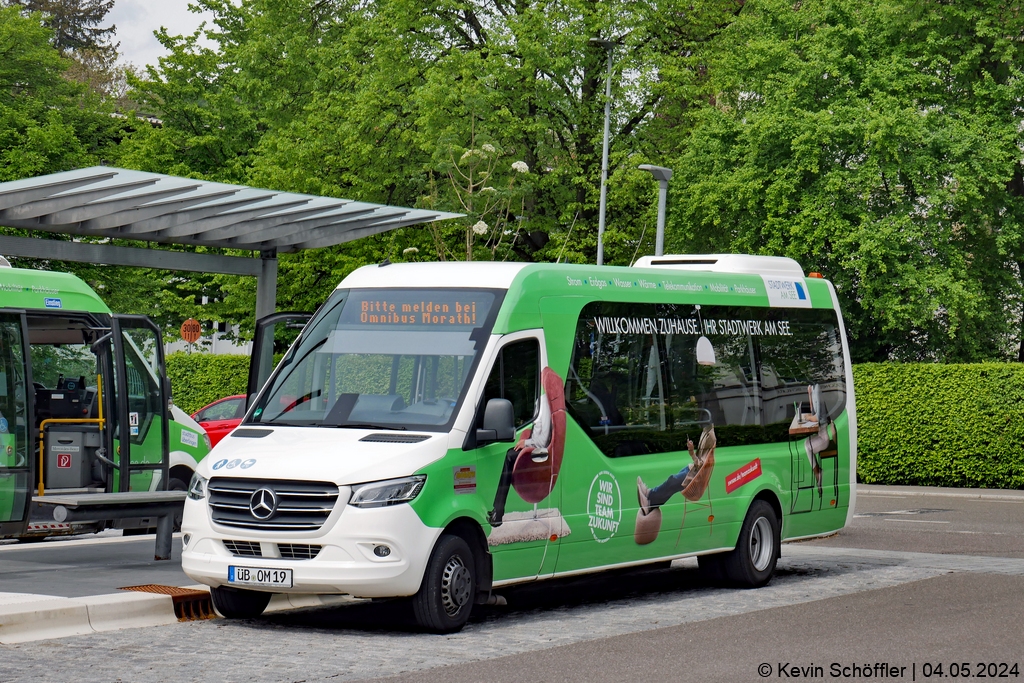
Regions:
[[638, 164, 673, 182]]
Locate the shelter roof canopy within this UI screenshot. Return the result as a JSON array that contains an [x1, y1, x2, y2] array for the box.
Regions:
[[0, 167, 461, 253]]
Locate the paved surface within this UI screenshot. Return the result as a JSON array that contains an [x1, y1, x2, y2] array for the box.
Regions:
[[0, 533, 189, 597], [0, 485, 1022, 682], [372, 572, 1024, 683]]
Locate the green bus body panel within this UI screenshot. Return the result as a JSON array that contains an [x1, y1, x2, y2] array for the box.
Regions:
[[109, 420, 209, 492], [493, 264, 834, 336], [0, 267, 111, 314], [408, 264, 851, 585]]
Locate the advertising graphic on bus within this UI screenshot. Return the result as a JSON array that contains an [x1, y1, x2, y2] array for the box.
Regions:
[[181, 255, 855, 632]]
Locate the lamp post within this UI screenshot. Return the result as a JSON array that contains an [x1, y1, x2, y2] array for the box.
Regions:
[[590, 37, 616, 266], [638, 164, 673, 256]]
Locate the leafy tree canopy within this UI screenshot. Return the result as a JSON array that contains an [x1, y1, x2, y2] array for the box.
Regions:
[[664, 0, 1024, 362], [6, 0, 1024, 363], [4, 0, 115, 54]]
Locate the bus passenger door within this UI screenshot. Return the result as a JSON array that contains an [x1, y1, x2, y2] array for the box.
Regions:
[[474, 333, 562, 582], [111, 315, 169, 492], [0, 310, 33, 538], [247, 312, 311, 408]]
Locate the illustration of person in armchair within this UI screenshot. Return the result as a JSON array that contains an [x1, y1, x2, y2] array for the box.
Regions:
[[633, 423, 716, 544], [487, 367, 566, 528]]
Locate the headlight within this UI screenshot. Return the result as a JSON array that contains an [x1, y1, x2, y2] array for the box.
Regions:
[[202, 432, 212, 450], [349, 475, 426, 508], [187, 473, 208, 500]]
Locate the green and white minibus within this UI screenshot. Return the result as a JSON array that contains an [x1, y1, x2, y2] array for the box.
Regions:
[[181, 254, 855, 631], [0, 259, 211, 539]]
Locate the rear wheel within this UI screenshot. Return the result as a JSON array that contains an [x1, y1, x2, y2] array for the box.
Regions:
[[721, 500, 780, 587], [210, 586, 272, 619], [412, 534, 475, 633]]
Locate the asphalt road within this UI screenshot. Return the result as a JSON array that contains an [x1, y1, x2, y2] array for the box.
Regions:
[[1, 485, 1022, 683]]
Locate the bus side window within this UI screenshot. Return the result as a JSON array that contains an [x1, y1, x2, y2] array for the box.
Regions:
[[480, 339, 539, 428]]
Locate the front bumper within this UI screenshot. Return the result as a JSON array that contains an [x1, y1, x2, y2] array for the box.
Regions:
[[180, 496, 440, 598]]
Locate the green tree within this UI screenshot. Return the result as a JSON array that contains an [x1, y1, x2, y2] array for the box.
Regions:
[[0, 5, 122, 179], [4, 0, 115, 54], [122, 0, 742, 260], [662, 0, 1024, 362]]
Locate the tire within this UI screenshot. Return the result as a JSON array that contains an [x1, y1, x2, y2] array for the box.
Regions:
[[412, 534, 476, 633], [721, 500, 780, 588], [210, 586, 272, 619]]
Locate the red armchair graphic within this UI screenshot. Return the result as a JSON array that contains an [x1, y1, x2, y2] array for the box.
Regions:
[[510, 367, 567, 504]]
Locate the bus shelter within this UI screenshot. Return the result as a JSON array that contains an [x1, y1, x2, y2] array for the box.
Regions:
[[0, 167, 460, 551], [0, 166, 461, 320]]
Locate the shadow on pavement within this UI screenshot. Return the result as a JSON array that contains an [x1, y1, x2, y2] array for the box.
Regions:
[[248, 558, 859, 635]]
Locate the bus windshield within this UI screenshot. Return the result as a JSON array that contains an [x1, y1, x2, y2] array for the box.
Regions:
[[250, 287, 502, 431]]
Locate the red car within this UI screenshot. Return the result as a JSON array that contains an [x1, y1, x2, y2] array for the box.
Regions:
[[191, 394, 247, 447]]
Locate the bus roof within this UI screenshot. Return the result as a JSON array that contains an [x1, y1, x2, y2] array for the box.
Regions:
[[0, 264, 111, 314], [337, 258, 836, 324]]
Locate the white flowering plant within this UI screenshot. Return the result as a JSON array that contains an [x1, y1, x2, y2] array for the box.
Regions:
[[438, 133, 533, 261]]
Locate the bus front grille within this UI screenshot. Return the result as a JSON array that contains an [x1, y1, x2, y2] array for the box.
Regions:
[[208, 478, 340, 531], [278, 543, 323, 560], [223, 540, 262, 557]]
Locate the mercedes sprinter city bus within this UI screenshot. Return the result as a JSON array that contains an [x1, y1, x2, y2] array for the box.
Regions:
[[181, 255, 855, 632], [0, 260, 211, 539]]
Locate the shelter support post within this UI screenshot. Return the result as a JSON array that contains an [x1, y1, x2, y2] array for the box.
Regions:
[[255, 249, 278, 321]]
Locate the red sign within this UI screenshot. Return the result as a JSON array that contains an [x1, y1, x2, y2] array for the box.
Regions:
[[180, 318, 203, 344], [57, 453, 72, 469], [725, 458, 762, 494]]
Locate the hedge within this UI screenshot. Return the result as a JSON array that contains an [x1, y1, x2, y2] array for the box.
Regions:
[[167, 353, 1024, 489], [167, 352, 250, 416], [854, 363, 1024, 489]]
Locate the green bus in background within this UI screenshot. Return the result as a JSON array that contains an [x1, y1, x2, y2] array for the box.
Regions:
[[0, 257, 211, 539], [182, 253, 855, 632]]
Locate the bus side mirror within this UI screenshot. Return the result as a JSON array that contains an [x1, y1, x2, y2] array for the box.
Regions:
[[477, 398, 515, 444]]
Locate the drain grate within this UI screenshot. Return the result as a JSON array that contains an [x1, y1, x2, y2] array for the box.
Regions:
[[119, 584, 216, 621]]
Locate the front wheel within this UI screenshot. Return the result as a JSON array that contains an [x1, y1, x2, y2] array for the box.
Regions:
[[210, 586, 272, 619], [412, 534, 476, 633], [720, 500, 780, 588]]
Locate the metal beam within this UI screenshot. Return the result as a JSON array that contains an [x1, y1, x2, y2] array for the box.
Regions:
[[0, 235, 262, 276], [79, 188, 242, 231], [0, 172, 116, 212], [43, 183, 201, 224], [255, 250, 278, 320], [0, 178, 160, 221]]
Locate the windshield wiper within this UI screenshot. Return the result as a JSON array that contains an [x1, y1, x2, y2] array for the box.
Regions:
[[323, 423, 408, 431]]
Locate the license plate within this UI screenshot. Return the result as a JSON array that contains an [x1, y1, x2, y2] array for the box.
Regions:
[[228, 566, 293, 588]]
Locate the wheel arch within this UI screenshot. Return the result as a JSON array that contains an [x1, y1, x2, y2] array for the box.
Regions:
[[751, 487, 783, 533], [440, 516, 493, 601], [168, 453, 196, 488]]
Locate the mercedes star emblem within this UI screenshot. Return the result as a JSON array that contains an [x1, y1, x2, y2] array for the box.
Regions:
[[249, 488, 278, 520]]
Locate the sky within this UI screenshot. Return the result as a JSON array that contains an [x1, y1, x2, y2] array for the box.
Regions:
[[107, 0, 215, 69]]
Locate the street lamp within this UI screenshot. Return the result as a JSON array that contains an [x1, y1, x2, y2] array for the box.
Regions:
[[590, 37, 616, 266], [638, 164, 673, 256]]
